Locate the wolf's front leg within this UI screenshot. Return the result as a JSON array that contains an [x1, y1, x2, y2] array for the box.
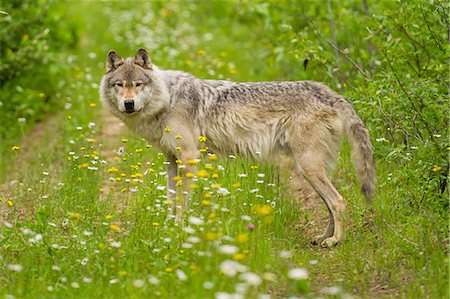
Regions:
[[166, 154, 178, 218], [175, 148, 199, 221]]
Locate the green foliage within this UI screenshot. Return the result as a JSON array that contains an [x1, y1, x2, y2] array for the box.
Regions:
[[0, 0, 78, 146]]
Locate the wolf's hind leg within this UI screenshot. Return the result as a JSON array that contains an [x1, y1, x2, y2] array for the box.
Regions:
[[298, 158, 345, 247]]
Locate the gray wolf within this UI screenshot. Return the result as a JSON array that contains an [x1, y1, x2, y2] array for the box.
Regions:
[[99, 48, 376, 247]]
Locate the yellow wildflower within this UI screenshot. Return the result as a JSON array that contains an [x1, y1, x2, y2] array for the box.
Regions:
[[11, 145, 20, 151], [197, 170, 208, 177], [107, 167, 119, 173], [232, 253, 246, 261], [198, 135, 207, 143], [205, 232, 219, 241], [164, 126, 171, 133], [235, 234, 249, 243], [109, 223, 121, 232], [253, 204, 273, 217]]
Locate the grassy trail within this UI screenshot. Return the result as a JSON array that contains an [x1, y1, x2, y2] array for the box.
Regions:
[[0, 2, 447, 299]]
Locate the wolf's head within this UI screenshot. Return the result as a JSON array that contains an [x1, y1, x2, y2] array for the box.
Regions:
[[100, 48, 167, 117]]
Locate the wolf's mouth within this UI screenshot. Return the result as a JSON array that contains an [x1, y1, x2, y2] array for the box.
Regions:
[[125, 108, 142, 115]]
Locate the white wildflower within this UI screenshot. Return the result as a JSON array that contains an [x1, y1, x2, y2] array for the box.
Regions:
[[148, 275, 160, 285], [110, 241, 121, 248], [288, 268, 308, 280], [176, 269, 188, 281], [239, 272, 262, 286], [8, 264, 23, 272], [188, 216, 204, 226], [279, 250, 293, 259], [220, 260, 247, 277], [218, 244, 239, 255], [133, 279, 145, 288]]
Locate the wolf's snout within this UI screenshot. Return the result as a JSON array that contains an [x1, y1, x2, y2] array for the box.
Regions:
[[124, 100, 135, 113]]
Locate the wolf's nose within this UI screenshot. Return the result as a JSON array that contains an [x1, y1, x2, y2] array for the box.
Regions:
[[124, 100, 135, 111]]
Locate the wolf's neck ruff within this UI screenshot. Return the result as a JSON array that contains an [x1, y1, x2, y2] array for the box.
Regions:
[[99, 48, 375, 248]]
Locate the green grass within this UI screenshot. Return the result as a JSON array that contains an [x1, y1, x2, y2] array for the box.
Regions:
[[0, 2, 447, 299]]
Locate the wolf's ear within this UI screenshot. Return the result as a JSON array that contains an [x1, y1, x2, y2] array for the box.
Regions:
[[134, 48, 152, 70], [106, 50, 123, 73]]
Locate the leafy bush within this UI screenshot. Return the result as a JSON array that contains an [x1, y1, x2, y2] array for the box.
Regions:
[[0, 0, 78, 143]]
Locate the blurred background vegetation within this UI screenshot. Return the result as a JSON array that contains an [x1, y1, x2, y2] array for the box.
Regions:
[[1, 0, 447, 217]]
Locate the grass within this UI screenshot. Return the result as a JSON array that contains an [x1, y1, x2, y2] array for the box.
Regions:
[[0, 2, 447, 299]]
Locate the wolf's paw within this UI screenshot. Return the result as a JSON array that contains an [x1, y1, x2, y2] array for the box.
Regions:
[[320, 236, 339, 248], [311, 234, 326, 245]]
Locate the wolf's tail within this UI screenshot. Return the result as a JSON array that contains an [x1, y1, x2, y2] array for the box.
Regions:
[[340, 101, 376, 200]]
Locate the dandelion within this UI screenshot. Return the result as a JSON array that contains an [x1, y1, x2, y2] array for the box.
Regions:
[[187, 159, 200, 165], [235, 234, 249, 243], [205, 232, 219, 241], [7, 200, 13, 207], [288, 268, 308, 280], [164, 126, 171, 133], [253, 204, 272, 217], [197, 169, 208, 177], [198, 135, 207, 143], [173, 175, 183, 182], [109, 223, 121, 232], [432, 166, 442, 172], [232, 253, 246, 261]]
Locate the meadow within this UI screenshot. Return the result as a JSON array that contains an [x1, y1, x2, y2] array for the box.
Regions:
[[0, 1, 448, 298]]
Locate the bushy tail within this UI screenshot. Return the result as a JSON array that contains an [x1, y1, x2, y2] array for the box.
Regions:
[[342, 103, 376, 200]]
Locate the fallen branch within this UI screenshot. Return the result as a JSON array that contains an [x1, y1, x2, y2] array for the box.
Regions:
[[308, 18, 369, 80]]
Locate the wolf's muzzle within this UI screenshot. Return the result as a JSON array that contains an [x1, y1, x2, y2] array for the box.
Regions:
[[124, 100, 135, 113]]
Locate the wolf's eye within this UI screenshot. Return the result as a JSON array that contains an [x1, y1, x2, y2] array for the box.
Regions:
[[135, 82, 143, 87], [115, 82, 123, 87]]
